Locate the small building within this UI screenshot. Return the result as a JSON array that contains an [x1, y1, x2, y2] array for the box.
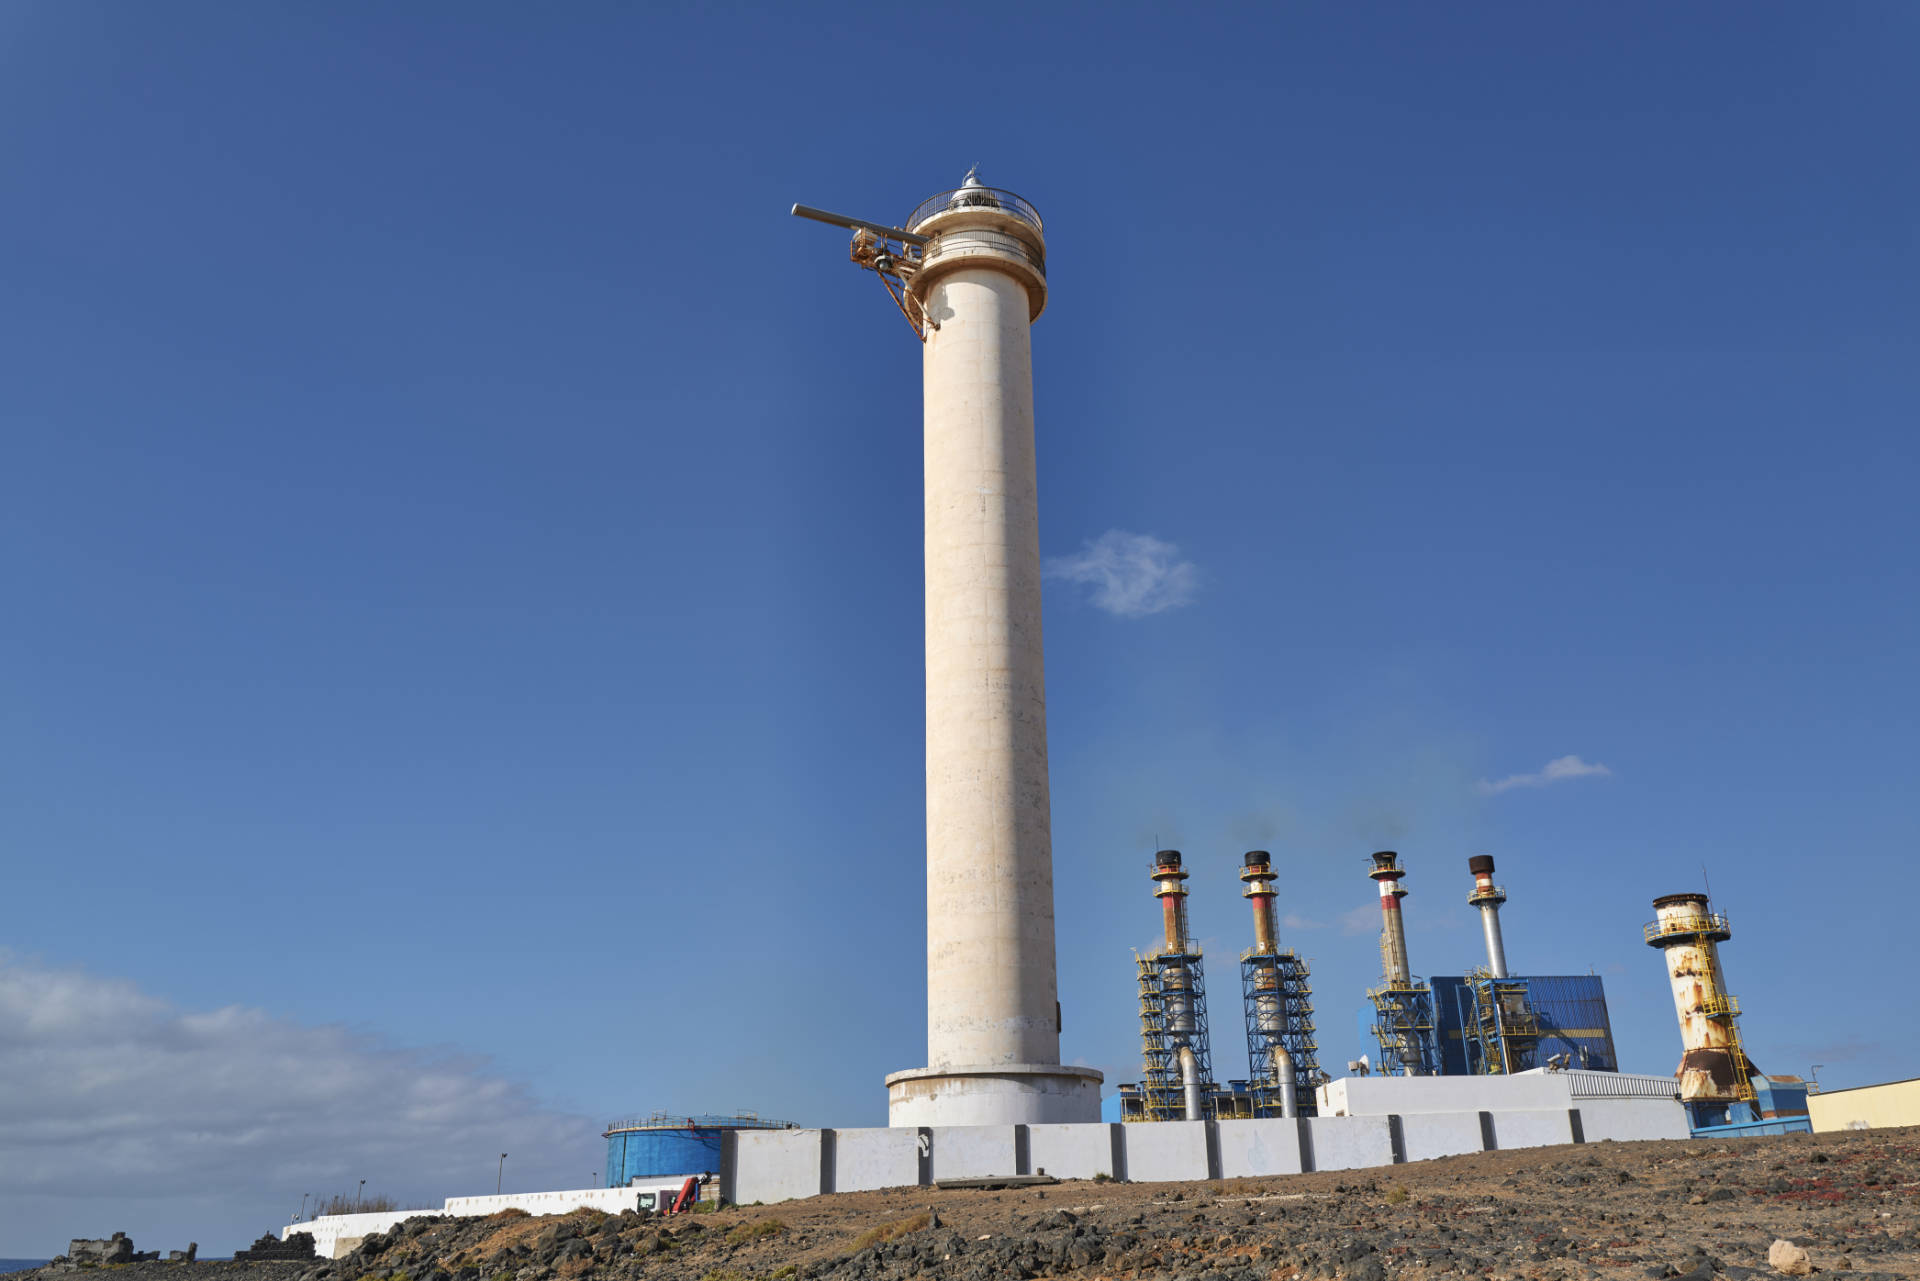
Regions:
[[1807, 1076, 1920, 1133]]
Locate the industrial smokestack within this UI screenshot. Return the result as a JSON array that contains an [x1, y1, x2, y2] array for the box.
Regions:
[[1369, 851, 1411, 986], [1646, 892, 1755, 1104], [1466, 854, 1510, 978], [1152, 849, 1191, 954], [1241, 851, 1289, 1094], [1241, 850, 1279, 954], [1137, 849, 1215, 1121], [1237, 850, 1321, 1119], [1151, 852, 1196, 1038]]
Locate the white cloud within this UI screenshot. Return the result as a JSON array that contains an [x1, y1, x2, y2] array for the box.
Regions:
[[1280, 913, 1324, 932], [1044, 531, 1198, 618], [0, 953, 596, 1253], [1476, 754, 1614, 797]]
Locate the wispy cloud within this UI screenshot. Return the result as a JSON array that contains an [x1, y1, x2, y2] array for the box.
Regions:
[[1281, 912, 1324, 932], [0, 953, 595, 1251], [1044, 530, 1198, 618], [1340, 903, 1381, 935], [1476, 754, 1613, 797]]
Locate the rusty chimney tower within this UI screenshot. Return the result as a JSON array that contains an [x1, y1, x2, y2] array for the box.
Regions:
[[1646, 892, 1756, 1110]]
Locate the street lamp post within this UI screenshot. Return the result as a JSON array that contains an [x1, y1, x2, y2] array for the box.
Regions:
[[357, 1179, 365, 1211], [498, 1153, 508, 1196]]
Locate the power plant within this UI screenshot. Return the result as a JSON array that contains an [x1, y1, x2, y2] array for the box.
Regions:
[[271, 168, 1852, 1248], [790, 170, 1799, 1140]]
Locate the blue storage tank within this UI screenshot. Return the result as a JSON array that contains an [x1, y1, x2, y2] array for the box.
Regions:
[[603, 1112, 794, 1186]]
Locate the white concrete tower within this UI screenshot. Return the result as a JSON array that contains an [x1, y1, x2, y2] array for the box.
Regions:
[[791, 172, 1101, 1126]]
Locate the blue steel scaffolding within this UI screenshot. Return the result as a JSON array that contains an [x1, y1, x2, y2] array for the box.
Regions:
[[1136, 949, 1219, 1121], [1367, 980, 1442, 1076], [1239, 948, 1324, 1115]]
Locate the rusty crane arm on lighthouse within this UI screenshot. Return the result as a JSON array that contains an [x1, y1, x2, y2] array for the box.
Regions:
[[790, 203, 935, 340]]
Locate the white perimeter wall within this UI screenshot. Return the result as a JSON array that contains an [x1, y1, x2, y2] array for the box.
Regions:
[[720, 1086, 1690, 1206], [284, 1181, 696, 1259]]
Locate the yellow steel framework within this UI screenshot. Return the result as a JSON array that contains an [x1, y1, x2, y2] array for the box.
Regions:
[[1463, 967, 1539, 1075], [1366, 979, 1441, 1076]]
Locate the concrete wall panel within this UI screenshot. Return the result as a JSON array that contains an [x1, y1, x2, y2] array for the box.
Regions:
[[1575, 1098, 1689, 1143], [831, 1127, 922, 1193], [1487, 1109, 1575, 1151], [1215, 1120, 1304, 1178], [1026, 1123, 1118, 1181], [1397, 1112, 1488, 1163], [1302, 1116, 1395, 1172], [1320, 1075, 1566, 1116], [1121, 1122, 1211, 1183], [930, 1125, 1018, 1182], [729, 1130, 826, 1205]]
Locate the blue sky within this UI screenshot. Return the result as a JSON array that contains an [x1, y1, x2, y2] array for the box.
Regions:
[[3, 0, 1916, 1254]]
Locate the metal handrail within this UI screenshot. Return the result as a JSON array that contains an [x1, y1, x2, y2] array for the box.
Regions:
[[1643, 912, 1731, 943], [906, 186, 1043, 235], [1699, 994, 1741, 1018], [603, 1112, 789, 1132]]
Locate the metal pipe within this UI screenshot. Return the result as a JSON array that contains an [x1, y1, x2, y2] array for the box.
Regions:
[[1369, 851, 1411, 985], [788, 204, 928, 246], [1466, 855, 1509, 978], [1274, 1046, 1298, 1119], [1179, 1046, 1202, 1121]]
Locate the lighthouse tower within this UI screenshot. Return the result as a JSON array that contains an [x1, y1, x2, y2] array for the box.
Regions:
[[793, 173, 1102, 1126]]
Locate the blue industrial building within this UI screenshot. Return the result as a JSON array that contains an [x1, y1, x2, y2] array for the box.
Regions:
[[1431, 975, 1619, 1076], [603, 1113, 792, 1186]]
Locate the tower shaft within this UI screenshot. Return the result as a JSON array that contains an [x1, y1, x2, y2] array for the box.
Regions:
[[920, 264, 1057, 1070], [878, 174, 1099, 1126]]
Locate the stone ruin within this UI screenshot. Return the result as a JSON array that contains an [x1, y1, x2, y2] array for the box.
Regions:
[[232, 1232, 316, 1262], [47, 1235, 198, 1270], [65, 1235, 133, 1267]]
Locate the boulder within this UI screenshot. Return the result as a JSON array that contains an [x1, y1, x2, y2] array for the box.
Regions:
[[1769, 1238, 1814, 1277], [69, 1234, 135, 1265]]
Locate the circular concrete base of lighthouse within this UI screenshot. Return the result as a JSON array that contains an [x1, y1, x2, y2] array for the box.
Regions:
[[885, 1064, 1104, 1127]]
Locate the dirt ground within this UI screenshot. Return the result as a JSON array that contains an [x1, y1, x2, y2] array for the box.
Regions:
[[11, 1126, 1917, 1281]]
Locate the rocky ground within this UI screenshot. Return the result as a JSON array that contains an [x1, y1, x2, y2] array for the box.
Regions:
[[9, 1127, 1916, 1281]]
